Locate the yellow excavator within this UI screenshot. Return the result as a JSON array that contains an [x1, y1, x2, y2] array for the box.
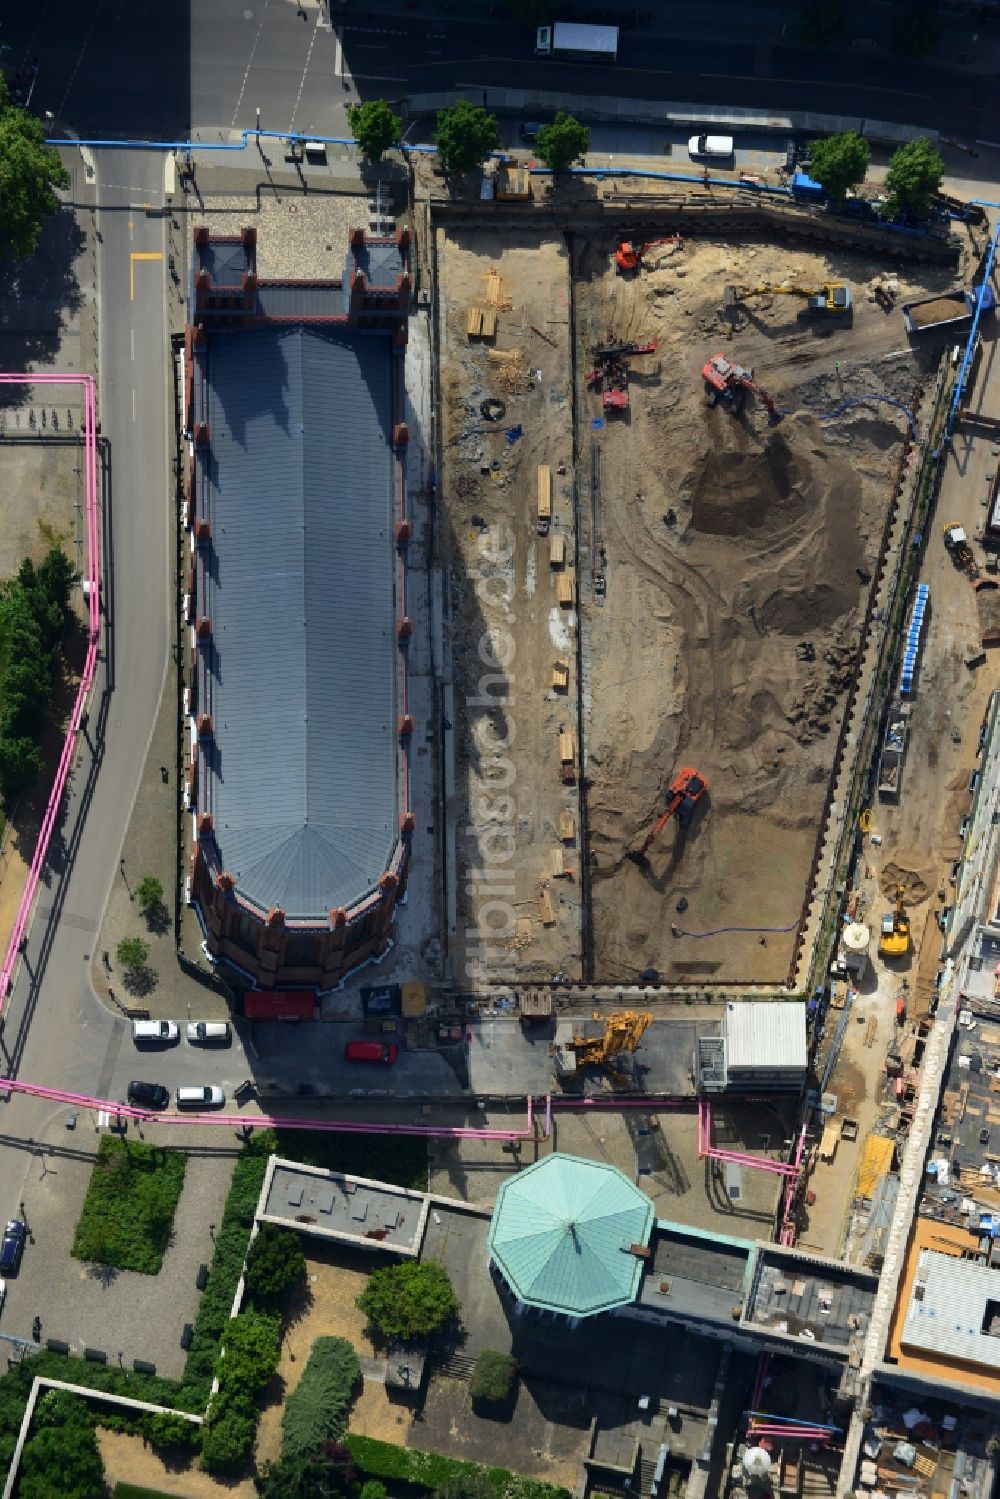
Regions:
[[572, 1010, 653, 1068], [878, 883, 911, 959], [725, 280, 853, 318]]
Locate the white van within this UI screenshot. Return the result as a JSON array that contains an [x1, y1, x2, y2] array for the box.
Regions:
[[186, 1021, 231, 1044], [133, 1019, 179, 1044], [176, 1085, 225, 1108]]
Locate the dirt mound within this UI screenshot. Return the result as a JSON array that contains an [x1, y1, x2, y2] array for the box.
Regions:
[[758, 582, 857, 634], [690, 432, 809, 538], [879, 854, 937, 907]]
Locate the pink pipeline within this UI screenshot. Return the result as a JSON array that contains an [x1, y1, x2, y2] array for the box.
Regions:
[[0, 1074, 544, 1139], [0, 374, 100, 1003]]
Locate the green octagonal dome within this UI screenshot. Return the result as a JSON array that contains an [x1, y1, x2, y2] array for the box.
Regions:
[[487, 1152, 655, 1318]]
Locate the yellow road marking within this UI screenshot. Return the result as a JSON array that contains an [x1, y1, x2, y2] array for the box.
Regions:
[[129, 251, 162, 301]]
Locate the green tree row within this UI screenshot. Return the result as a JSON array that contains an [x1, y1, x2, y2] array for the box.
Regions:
[[348, 99, 588, 174], [0, 549, 78, 800], [0, 78, 69, 261], [805, 130, 944, 218]]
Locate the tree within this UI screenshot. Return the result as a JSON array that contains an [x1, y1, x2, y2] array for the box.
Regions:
[[137, 875, 164, 912], [534, 113, 589, 173], [434, 100, 500, 176], [0, 79, 69, 261], [215, 1308, 282, 1393], [116, 935, 149, 972], [436, 1474, 500, 1499], [142, 1409, 201, 1451], [347, 100, 403, 162], [281, 1336, 360, 1461], [884, 137, 944, 219], [245, 1222, 306, 1301], [0, 734, 42, 797], [200, 1402, 258, 1475], [890, 1, 940, 57], [19, 1392, 104, 1499], [357, 1258, 459, 1341], [257, 1442, 357, 1499], [799, 0, 847, 47], [470, 1349, 518, 1405], [807, 130, 870, 201]]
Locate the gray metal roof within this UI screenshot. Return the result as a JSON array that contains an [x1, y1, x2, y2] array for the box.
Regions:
[[724, 1002, 807, 1072], [345, 238, 403, 289], [902, 1250, 1000, 1367], [256, 283, 345, 320], [200, 239, 250, 284], [201, 325, 398, 918]]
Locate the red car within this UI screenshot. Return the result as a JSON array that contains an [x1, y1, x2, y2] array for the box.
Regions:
[[344, 1040, 398, 1065]]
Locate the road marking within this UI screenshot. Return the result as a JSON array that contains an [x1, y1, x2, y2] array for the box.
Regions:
[[334, 31, 344, 77], [698, 70, 927, 97], [132, 388, 136, 422], [289, 9, 322, 132], [129, 251, 162, 301], [231, 0, 271, 129], [130, 328, 135, 362]]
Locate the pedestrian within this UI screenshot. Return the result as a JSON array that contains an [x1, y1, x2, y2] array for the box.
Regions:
[[102, 950, 110, 970]]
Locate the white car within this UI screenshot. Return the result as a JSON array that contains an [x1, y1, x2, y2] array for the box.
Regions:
[[176, 1085, 225, 1109], [688, 134, 734, 160], [186, 1021, 231, 1044], [132, 1019, 179, 1044]]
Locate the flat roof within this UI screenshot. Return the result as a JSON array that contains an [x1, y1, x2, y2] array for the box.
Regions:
[[638, 1225, 751, 1325], [261, 1159, 426, 1254], [198, 325, 398, 918], [902, 1249, 1000, 1370], [725, 1002, 807, 1072], [746, 1250, 875, 1352]]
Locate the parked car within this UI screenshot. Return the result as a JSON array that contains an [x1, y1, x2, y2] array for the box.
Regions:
[[687, 133, 734, 160], [520, 121, 542, 142], [0, 1278, 7, 1312], [132, 1019, 179, 1044], [0, 1221, 26, 1274], [127, 1080, 169, 1110], [345, 1040, 398, 1065], [186, 1021, 231, 1044], [176, 1085, 225, 1108]]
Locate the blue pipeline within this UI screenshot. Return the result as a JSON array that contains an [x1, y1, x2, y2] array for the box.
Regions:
[[819, 394, 917, 439], [947, 212, 1000, 441], [746, 1410, 843, 1433], [675, 920, 799, 938]]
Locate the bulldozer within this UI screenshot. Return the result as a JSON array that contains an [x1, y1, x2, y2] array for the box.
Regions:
[[943, 523, 979, 578], [702, 354, 779, 421], [725, 280, 853, 319], [628, 767, 708, 862], [878, 883, 911, 959], [555, 1010, 653, 1081]]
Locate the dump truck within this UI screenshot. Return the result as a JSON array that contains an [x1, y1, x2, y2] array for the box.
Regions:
[[534, 22, 618, 60], [902, 285, 994, 334], [877, 703, 910, 801]]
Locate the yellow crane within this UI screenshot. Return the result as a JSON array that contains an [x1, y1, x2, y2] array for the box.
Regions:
[[571, 1010, 653, 1068], [878, 883, 911, 959], [725, 281, 852, 317]]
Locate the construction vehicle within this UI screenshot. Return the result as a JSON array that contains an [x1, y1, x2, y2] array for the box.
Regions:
[[615, 236, 682, 274], [878, 883, 911, 959], [557, 1010, 653, 1078], [943, 522, 978, 576], [586, 338, 657, 415], [628, 767, 707, 862], [725, 281, 852, 318], [701, 354, 778, 420]]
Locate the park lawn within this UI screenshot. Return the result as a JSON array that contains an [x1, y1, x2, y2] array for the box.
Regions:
[[72, 1136, 186, 1275], [113, 1487, 179, 1499]]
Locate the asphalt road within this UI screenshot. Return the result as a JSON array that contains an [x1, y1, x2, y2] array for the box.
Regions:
[[0, 0, 994, 144], [0, 150, 252, 1236]]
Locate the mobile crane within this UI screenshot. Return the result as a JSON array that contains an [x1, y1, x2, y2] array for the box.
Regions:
[[725, 280, 853, 318], [878, 883, 911, 959], [586, 337, 658, 414], [701, 354, 779, 420], [628, 767, 708, 862]]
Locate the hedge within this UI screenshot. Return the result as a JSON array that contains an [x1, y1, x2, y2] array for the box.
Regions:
[[282, 1336, 360, 1461], [345, 1434, 571, 1499], [71, 1137, 187, 1275]]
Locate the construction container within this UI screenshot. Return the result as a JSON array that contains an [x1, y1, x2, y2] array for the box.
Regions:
[[537, 464, 552, 524], [555, 572, 574, 607], [551, 659, 570, 691], [549, 532, 566, 567]]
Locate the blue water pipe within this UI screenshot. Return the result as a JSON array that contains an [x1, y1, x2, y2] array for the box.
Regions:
[[946, 208, 1000, 442], [819, 394, 917, 439]]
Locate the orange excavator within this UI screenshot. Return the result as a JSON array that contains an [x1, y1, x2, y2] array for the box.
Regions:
[[628, 767, 708, 862], [701, 353, 779, 421], [615, 235, 683, 273]]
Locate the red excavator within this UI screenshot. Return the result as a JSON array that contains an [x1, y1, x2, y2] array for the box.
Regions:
[[628, 767, 708, 862], [585, 338, 658, 415], [615, 236, 683, 274], [701, 353, 778, 421]]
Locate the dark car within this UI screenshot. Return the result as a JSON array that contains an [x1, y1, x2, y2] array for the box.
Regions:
[[0, 1220, 26, 1274], [127, 1080, 169, 1110]]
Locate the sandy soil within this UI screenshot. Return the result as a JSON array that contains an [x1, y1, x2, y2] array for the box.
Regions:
[[437, 227, 582, 983], [577, 233, 943, 984], [98, 1428, 255, 1498]]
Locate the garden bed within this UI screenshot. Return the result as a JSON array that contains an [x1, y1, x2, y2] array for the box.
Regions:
[[72, 1137, 186, 1275]]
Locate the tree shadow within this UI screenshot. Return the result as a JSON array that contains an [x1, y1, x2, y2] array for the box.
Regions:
[[143, 901, 171, 937], [0, 211, 86, 395], [123, 964, 158, 998], [88, 1262, 119, 1289]]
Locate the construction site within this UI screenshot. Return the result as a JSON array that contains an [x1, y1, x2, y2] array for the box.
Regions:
[[435, 185, 981, 990]]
